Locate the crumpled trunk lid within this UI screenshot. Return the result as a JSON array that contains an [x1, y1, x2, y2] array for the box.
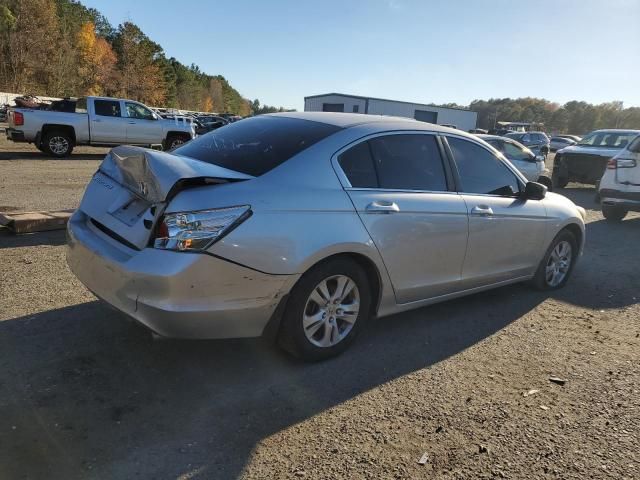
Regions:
[[79, 146, 252, 250]]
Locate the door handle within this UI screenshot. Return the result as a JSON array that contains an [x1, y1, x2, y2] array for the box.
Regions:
[[365, 201, 400, 213], [93, 119, 101, 122], [471, 205, 494, 216], [128, 121, 136, 124]]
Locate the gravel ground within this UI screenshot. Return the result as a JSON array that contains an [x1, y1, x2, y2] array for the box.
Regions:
[[0, 136, 639, 479], [0, 134, 105, 212]]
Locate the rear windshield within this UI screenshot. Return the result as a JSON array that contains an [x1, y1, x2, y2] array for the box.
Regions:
[[172, 116, 342, 176], [577, 131, 640, 148]]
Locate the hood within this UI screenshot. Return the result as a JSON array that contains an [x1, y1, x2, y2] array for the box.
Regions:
[[557, 144, 622, 157], [99, 145, 253, 203]]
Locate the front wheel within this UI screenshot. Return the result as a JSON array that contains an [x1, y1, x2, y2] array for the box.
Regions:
[[537, 176, 553, 191], [164, 134, 189, 151], [278, 258, 371, 361], [602, 204, 627, 222], [530, 230, 578, 291]]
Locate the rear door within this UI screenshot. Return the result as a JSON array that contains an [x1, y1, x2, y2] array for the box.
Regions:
[[337, 132, 469, 304], [445, 136, 547, 288], [90, 99, 127, 143], [124, 102, 163, 144]]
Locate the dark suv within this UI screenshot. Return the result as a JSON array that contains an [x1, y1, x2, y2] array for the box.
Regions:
[[505, 131, 550, 157]]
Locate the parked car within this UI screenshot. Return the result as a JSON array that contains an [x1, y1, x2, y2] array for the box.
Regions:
[[557, 134, 582, 142], [469, 128, 488, 134], [477, 134, 552, 189], [598, 134, 640, 221], [5, 96, 196, 157], [505, 131, 551, 157], [550, 136, 576, 152], [0, 103, 10, 122], [67, 113, 586, 360], [552, 129, 640, 188]]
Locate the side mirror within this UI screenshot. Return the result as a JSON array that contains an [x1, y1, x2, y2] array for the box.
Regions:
[[523, 181, 547, 200]]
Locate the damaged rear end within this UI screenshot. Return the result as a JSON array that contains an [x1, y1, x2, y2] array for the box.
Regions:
[[66, 145, 294, 339]]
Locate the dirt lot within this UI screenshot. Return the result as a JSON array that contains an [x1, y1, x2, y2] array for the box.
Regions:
[[1, 136, 639, 479]]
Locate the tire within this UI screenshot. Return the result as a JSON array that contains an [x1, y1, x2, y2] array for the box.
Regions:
[[537, 176, 553, 191], [552, 173, 568, 189], [278, 257, 372, 361], [531, 230, 578, 291], [164, 134, 189, 151], [530, 230, 578, 291], [42, 130, 73, 158], [602, 204, 627, 222]]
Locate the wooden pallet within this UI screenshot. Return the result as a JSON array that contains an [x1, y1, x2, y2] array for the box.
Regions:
[[0, 209, 75, 234]]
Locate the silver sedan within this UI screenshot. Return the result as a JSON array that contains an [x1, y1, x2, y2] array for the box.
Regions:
[[67, 113, 586, 360]]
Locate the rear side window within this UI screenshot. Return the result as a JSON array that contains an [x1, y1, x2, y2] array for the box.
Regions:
[[369, 134, 447, 191], [338, 142, 378, 188], [448, 137, 521, 196], [94, 100, 121, 117], [173, 116, 342, 176]]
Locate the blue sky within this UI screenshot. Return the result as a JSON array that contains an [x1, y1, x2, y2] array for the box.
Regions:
[[82, 0, 640, 110]]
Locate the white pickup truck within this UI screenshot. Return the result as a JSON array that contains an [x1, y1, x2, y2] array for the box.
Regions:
[[5, 96, 196, 157]]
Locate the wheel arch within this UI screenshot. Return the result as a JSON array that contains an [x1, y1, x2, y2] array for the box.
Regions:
[[41, 124, 76, 145]]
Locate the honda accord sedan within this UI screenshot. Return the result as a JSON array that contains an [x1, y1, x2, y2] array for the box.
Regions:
[[67, 112, 586, 360]]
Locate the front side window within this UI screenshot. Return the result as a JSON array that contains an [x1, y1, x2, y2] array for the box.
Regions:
[[502, 141, 532, 161], [578, 131, 639, 148], [173, 116, 341, 176], [126, 102, 155, 120], [368, 134, 447, 191], [94, 100, 121, 117], [448, 137, 521, 196]]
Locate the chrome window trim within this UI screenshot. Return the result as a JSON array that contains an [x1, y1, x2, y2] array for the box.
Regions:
[[330, 129, 450, 192]]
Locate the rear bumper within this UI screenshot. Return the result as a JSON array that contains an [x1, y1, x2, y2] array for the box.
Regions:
[[600, 188, 640, 212], [66, 210, 298, 339], [5, 128, 26, 142]]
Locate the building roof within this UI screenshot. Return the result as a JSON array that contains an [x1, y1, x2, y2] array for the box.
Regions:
[[304, 92, 474, 113]]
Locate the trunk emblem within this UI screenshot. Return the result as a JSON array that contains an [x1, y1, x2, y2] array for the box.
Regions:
[[138, 181, 148, 197]]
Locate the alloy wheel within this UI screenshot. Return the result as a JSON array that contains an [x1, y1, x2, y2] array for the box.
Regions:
[[303, 275, 360, 348], [545, 240, 572, 287], [49, 136, 69, 155]]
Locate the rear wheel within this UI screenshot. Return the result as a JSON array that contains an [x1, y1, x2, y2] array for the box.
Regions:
[[42, 130, 73, 157], [278, 258, 371, 361], [602, 204, 627, 222], [531, 230, 577, 291]]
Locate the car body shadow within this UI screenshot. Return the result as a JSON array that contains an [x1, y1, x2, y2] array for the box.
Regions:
[[0, 229, 68, 249], [0, 150, 106, 161], [0, 283, 545, 479]]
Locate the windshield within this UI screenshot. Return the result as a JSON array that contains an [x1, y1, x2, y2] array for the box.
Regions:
[[577, 131, 639, 148], [505, 132, 525, 141], [172, 116, 342, 176]]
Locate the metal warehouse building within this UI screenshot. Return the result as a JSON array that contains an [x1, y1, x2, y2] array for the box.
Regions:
[[304, 93, 477, 131]]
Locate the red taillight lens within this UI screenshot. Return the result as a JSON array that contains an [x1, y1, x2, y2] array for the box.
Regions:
[[607, 158, 617, 169], [14, 111, 24, 126], [155, 217, 169, 239]]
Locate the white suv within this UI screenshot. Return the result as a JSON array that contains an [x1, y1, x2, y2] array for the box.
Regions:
[[598, 134, 640, 221]]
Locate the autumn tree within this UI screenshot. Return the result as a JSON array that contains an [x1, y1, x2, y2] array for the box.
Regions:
[[112, 22, 167, 105], [0, 0, 61, 93], [76, 21, 117, 95]]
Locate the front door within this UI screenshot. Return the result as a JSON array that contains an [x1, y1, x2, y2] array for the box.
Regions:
[[124, 102, 163, 145], [337, 133, 469, 304], [90, 99, 127, 144], [445, 136, 547, 288]]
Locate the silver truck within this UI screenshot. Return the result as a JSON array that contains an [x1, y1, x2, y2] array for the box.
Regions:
[[5, 96, 196, 157]]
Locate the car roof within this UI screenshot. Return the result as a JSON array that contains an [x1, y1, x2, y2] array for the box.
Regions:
[[476, 134, 502, 140], [265, 111, 465, 134], [587, 129, 640, 134]]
